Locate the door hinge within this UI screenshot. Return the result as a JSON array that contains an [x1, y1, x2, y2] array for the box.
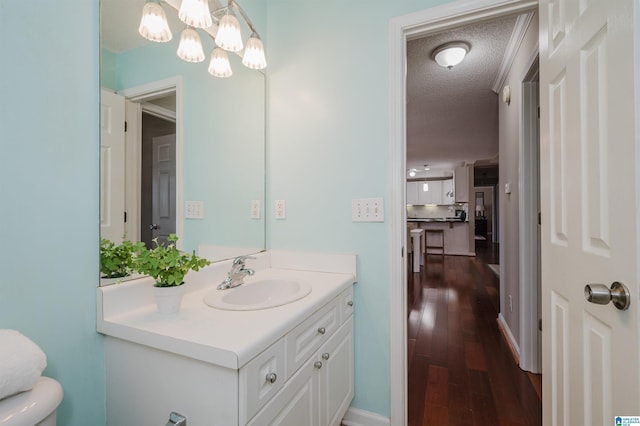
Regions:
[[124, 211, 127, 223], [401, 247, 405, 258], [538, 318, 542, 331], [538, 212, 541, 225], [537, 106, 540, 119], [124, 121, 128, 132]]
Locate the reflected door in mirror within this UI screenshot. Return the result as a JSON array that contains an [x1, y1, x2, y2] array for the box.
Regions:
[[100, 89, 125, 243]]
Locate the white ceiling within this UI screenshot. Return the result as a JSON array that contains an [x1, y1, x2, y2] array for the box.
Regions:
[[406, 14, 520, 176]]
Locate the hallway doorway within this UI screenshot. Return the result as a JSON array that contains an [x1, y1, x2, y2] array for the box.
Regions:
[[389, 1, 540, 424]]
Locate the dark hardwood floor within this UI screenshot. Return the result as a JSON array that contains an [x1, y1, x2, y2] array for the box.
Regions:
[[407, 243, 542, 426]]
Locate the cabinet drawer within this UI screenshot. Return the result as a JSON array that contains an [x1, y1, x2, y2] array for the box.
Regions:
[[286, 297, 340, 378], [239, 338, 286, 424], [339, 287, 354, 323]]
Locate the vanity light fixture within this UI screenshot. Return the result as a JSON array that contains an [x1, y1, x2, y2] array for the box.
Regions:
[[432, 42, 470, 69], [138, 0, 267, 77], [138, 2, 172, 42], [208, 46, 233, 78], [178, 0, 212, 29], [216, 7, 244, 52], [242, 33, 267, 69], [177, 27, 205, 63]]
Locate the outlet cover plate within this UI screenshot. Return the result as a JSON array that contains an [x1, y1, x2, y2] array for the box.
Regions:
[[185, 201, 204, 219]]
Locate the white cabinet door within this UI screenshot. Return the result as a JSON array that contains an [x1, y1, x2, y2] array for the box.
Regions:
[[441, 179, 454, 205], [316, 317, 354, 426], [406, 181, 420, 205], [247, 360, 318, 426], [454, 166, 469, 203], [417, 181, 441, 205]]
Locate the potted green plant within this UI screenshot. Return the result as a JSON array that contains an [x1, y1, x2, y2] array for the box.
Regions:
[[100, 238, 146, 281], [134, 234, 210, 313]]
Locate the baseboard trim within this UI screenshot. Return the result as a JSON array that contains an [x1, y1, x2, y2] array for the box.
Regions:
[[497, 313, 521, 364], [342, 408, 390, 426]]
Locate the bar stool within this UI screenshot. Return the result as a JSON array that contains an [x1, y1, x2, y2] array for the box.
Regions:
[[424, 229, 445, 255]]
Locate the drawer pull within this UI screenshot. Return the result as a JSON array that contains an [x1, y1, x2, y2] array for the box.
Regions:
[[317, 327, 326, 335], [347, 300, 354, 306], [322, 352, 330, 360], [314, 361, 323, 369], [265, 372, 277, 384]]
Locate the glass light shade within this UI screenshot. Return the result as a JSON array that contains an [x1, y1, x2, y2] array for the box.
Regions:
[[216, 10, 243, 52], [138, 2, 172, 42], [208, 47, 233, 78], [433, 42, 470, 69], [177, 27, 205, 63], [178, 0, 213, 28], [242, 34, 267, 70]]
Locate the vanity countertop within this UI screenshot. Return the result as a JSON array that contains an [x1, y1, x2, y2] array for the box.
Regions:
[[97, 252, 356, 371]]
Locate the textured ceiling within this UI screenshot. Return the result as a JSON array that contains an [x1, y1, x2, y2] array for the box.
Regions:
[[406, 14, 519, 175]]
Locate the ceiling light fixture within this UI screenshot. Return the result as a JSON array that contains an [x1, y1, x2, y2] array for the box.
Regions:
[[138, 0, 267, 77], [432, 42, 470, 69]]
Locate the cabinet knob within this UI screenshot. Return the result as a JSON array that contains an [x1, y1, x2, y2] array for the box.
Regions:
[[265, 372, 277, 384], [347, 300, 354, 307], [317, 327, 326, 335], [322, 352, 330, 360], [314, 361, 323, 369]]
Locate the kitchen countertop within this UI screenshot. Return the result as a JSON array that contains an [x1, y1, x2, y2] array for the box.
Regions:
[[408, 218, 468, 223], [97, 252, 356, 370]]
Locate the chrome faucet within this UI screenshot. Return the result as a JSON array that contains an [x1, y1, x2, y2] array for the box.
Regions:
[[217, 255, 255, 290]]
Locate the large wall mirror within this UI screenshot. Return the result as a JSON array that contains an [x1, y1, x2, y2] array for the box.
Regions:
[[100, 0, 266, 281]]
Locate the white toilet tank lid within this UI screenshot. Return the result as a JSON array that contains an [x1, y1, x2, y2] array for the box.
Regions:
[[0, 377, 63, 425]]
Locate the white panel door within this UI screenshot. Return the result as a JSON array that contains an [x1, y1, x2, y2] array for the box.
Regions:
[[540, 1, 639, 425], [100, 89, 125, 243]]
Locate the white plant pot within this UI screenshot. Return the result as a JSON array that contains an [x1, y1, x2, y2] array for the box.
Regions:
[[153, 284, 186, 314]]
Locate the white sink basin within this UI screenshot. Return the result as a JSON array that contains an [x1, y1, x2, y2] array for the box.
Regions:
[[203, 279, 312, 311]]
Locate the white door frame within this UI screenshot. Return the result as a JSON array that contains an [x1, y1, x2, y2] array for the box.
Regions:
[[118, 76, 184, 249], [519, 53, 541, 373], [389, 1, 537, 423]]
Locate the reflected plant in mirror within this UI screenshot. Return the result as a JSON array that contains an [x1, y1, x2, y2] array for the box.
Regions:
[[100, 238, 146, 279], [100, 0, 266, 285]]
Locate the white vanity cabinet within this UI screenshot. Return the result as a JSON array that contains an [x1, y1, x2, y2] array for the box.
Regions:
[[243, 288, 354, 426]]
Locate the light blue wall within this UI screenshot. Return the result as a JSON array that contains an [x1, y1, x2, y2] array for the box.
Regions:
[[266, 0, 450, 417], [0, 1, 105, 426], [0, 0, 461, 424]]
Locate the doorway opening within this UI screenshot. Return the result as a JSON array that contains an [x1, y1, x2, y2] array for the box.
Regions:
[[389, 1, 539, 424], [120, 76, 183, 248]]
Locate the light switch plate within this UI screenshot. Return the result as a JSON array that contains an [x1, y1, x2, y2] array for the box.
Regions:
[[251, 200, 261, 219], [185, 201, 204, 219], [275, 200, 286, 219], [352, 198, 384, 222]]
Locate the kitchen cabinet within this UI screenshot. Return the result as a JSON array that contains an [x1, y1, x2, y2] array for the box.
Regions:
[[454, 166, 469, 203], [441, 179, 454, 205], [419, 180, 442, 204], [406, 181, 420, 205], [408, 179, 455, 205]]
